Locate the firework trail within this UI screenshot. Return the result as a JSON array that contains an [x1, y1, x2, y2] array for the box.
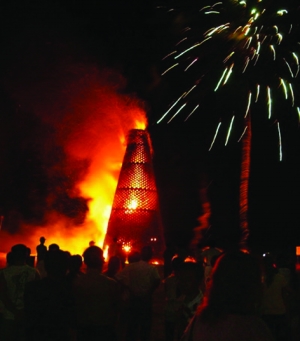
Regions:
[[158, 0, 300, 159]]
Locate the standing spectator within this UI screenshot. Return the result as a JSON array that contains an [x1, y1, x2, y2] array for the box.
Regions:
[[103, 256, 121, 279], [115, 245, 161, 341], [36, 238, 48, 279], [200, 241, 222, 285], [163, 256, 184, 341], [108, 237, 119, 260], [72, 246, 121, 341], [261, 255, 292, 341], [0, 244, 40, 341], [204, 253, 222, 289], [163, 243, 177, 278], [176, 261, 204, 339], [24, 249, 73, 340], [66, 254, 84, 287], [36, 237, 47, 264], [48, 243, 60, 252], [276, 253, 293, 286], [116, 251, 141, 340], [181, 251, 274, 341], [128, 251, 141, 264], [108, 237, 126, 268]]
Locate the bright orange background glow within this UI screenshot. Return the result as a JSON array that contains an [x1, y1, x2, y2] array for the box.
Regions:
[[0, 65, 147, 258]]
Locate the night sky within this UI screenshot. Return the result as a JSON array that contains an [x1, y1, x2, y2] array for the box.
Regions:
[[1, 0, 300, 254]]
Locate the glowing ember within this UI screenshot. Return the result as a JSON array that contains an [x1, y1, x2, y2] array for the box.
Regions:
[[122, 242, 132, 254], [184, 256, 197, 263], [128, 197, 138, 209]]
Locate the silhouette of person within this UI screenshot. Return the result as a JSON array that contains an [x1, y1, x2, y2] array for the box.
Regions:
[[36, 237, 47, 263], [261, 254, 292, 341], [163, 255, 185, 341], [176, 261, 204, 339], [103, 256, 121, 279], [72, 246, 121, 341], [66, 255, 84, 286], [48, 243, 60, 252], [128, 251, 141, 263], [181, 251, 273, 341], [24, 249, 72, 340], [108, 237, 119, 259], [0, 244, 40, 341], [116, 245, 161, 341], [163, 243, 177, 278]]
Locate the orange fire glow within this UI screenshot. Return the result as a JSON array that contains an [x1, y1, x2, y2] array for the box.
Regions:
[[134, 118, 146, 130], [0, 66, 148, 258], [54, 113, 147, 255], [126, 198, 139, 212], [122, 242, 132, 254]]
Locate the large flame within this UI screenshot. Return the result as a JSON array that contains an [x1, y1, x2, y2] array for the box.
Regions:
[[0, 2, 149, 261], [0, 64, 147, 257], [77, 126, 148, 251]]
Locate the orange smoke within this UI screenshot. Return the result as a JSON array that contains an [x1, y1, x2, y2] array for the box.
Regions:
[[0, 2, 148, 258], [0, 64, 147, 256]]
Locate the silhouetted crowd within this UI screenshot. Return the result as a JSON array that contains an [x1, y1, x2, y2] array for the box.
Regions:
[[0, 238, 300, 341]]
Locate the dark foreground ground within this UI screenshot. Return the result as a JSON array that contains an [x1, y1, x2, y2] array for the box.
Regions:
[[151, 265, 166, 341]]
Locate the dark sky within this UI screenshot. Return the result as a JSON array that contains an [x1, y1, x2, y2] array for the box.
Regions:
[[1, 0, 300, 253]]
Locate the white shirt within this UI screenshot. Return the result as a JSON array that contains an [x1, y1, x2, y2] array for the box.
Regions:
[[115, 260, 160, 297]]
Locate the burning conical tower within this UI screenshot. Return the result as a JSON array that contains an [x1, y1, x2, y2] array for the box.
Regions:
[[104, 129, 164, 257]]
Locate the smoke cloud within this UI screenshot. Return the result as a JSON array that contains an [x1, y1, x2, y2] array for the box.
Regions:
[[0, 0, 147, 254]]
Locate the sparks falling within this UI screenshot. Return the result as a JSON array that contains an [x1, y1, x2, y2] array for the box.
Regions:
[[159, 0, 300, 159]]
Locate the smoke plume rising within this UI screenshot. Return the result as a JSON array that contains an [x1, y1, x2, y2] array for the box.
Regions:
[[0, 0, 147, 254]]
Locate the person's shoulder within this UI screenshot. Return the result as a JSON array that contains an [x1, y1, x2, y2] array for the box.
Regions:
[[3, 264, 34, 276], [101, 273, 118, 283], [148, 262, 160, 271], [25, 276, 42, 288], [99, 274, 120, 293], [72, 272, 86, 285], [141, 260, 156, 268], [25, 275, 48, 295], [24, 264, 39, 273], [108, 276, 119, 288], [123, 262, 140, 271], [25, 265, 41, 280], [140, 260, 159, 272], [149, 263, 161, 279]]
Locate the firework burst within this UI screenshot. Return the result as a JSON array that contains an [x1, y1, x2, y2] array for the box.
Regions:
[[158, 0, 300, 158]]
